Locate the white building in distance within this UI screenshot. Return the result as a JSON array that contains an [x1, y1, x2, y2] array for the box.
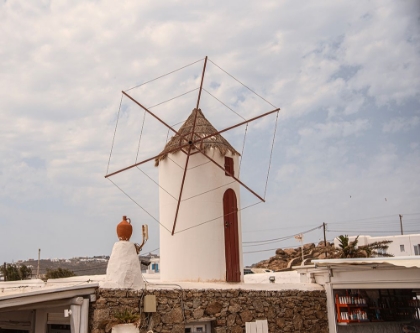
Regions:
[[334, 234, 420, 257]]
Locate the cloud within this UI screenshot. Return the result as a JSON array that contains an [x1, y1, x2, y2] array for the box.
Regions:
[[0, 0, 419, 266], [298, 119, 370, 140], [383, 116, 420, 133]]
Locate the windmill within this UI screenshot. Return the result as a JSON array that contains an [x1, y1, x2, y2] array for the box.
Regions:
[[105, 56, 279, 282]]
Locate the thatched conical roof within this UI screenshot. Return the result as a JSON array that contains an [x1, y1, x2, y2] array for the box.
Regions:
[[155, 108, 239, 166]]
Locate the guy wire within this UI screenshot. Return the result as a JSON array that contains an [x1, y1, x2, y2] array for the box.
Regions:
[[126, 58, 204, 92], [106, 93, 123, 175]]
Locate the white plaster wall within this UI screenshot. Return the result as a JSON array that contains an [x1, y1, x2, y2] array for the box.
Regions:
[[159, 149, 243, 282], [244, 271, 300, 284], [334, 234, 420, 256]]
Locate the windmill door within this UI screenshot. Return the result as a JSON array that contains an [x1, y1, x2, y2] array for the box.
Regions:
[[223, 189, 240, 282]]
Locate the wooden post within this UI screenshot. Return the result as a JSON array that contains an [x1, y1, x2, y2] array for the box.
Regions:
[[37, 249, 41, 279], [323, 222, 328, 258], [399, 214, 404, 235]]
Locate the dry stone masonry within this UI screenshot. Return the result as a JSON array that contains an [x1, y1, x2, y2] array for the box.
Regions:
[[90, 288, 328, 333]]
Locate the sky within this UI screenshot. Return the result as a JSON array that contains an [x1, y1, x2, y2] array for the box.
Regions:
[[1, 0, 419, 267]]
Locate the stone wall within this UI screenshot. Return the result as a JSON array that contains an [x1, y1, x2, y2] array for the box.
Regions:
[[90, 288, 328, 333]]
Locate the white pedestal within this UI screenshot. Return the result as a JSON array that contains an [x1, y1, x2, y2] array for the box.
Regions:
[[101, 241, 144, 289]]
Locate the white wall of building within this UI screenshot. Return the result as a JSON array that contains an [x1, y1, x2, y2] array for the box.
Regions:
[[159, 149, 243, 282], [334, 234, 420, 256]]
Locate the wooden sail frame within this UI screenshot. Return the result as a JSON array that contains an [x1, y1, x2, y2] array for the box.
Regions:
[[105, 56, 280, 235]]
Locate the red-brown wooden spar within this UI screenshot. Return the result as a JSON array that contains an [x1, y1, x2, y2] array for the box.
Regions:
[[105, 56, 280, 237]]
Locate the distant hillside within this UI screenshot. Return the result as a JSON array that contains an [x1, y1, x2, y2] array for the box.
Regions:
[[16, 254, 157, 278]]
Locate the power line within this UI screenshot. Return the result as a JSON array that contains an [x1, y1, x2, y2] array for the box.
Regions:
[[327, 213, 420, 225], [243, 225, 322, 245]]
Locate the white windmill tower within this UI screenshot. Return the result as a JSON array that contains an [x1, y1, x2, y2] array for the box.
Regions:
[[105, 56, 280, 283], [155, 108, 243, 282]]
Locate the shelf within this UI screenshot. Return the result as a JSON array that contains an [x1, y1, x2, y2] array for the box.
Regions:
[[335, 289, 420, 324]]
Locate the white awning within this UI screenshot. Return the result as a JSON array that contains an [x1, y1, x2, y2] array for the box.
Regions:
[[0, 283, 98, 310], [313, 256, 420, 268]]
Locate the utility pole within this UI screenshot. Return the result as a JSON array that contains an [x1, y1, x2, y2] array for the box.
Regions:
[[37, 249, 41, 279], [3, 262, 6, 281], [323, 222, 328, 258], [399, 215, 404, 235]]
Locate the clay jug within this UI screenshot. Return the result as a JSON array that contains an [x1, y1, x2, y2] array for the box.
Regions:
[[117, 216, 132, 241]]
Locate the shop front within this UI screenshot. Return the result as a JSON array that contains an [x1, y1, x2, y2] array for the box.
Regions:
[[297, 257, 420, 333]]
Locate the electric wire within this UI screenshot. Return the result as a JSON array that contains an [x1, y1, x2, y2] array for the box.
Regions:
[[243, 225, 322, 246], [328, 229, 420, 234], [125, 58, 204, 92], [326, 214, 403, 225]]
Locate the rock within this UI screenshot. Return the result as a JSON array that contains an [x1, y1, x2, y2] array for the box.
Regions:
[[283, 248, 296, 256], [231, 325, 244, 333], [316, 310, 326, 319], [93, 308, 110, 323], [284, 308, 294, 318], [161, 307, 183, 324], [252, 300, 264, 313], [94, 297, 107, 309], [193, 308, 204, 319], [171, 324, 185, 333], [240, 310, 253, 322], [303, 243, 315, 251], [276, 318, 286, 328], [227, 313, 236, 326], [275, 249, 285, 255], [213, 328, 227, 333], [293, 313, 304, 330], [206, 301, 223, 315], [228, 303, 241, 313], [192, 298, 201, 309]]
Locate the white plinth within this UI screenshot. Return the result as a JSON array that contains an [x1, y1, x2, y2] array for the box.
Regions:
[[102, 241, 144, 289]]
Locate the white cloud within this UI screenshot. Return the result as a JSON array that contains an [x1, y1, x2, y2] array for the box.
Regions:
[[298, 119, 370, 140], [0, 0, 419, 265], [383, 116, 420, 133]]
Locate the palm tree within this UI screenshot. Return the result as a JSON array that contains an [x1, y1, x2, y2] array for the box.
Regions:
[[337, 235, 359, 258], [336, 235, 394, 258]]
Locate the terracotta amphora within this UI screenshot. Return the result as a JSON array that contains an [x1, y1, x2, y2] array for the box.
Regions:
[[117, 216, 132, 241]]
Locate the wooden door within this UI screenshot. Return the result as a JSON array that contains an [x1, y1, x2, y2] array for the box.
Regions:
[[223, 188, 240, 282]]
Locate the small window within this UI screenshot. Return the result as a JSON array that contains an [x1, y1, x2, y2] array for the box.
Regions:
[[400, 244, 405, 252], [414, 245, 420, 256], [225, 157, 234, 177]]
